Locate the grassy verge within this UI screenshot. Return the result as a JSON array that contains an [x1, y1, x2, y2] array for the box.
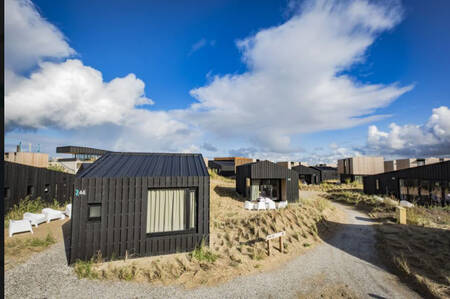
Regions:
[[326, 188, 450, 298], [208, 169, 235, 183]]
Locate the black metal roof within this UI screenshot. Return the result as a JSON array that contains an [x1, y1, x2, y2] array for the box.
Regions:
[[208, 160, 235, 171], [56, 146, 110, 155], [311, 166, 337, 171], [292, 165, 321, 175], [77, 152, 209, 178]]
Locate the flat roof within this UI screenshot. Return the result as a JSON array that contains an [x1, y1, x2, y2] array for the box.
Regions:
[[56, 146, 110, 155]]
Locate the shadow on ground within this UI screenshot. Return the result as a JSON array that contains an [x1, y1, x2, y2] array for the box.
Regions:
[[213, 185, 245, 203], [316, 214, 450, 299], [62, 220, 71, 264]]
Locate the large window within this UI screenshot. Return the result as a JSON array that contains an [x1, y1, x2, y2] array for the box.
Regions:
[[408, 179, 419, 202], [259, 179, 280, 200], [420, 180, 431, 205], [445, 182, 450, 206], [431, 182, 442, 205], [399, 179, 407, 200], [146, 188, 196, 234]]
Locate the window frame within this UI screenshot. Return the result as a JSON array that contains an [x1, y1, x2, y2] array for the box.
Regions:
[[87, 203, 102, 222], [146, 187, 198, 237]]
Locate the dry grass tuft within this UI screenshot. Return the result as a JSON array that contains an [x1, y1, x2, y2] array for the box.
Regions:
[[377, 224, 450, 299]]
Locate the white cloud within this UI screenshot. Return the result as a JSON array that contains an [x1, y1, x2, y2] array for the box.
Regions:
[[187, 0, 412, 153], [6, 0, 419, 162], [188, 38, 215, 55], [6, 59, 153, 130], [5, 0, 198, 153], [367, 106, 450, 157], [5, 0, 74, 72]]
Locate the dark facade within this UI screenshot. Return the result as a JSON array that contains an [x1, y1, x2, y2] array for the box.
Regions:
[[4, 161, 75, 211], [292, 165, 321, 184], [363, 161, 450, 206], [56, 146, 110, 155], [312, 166, 339, 181], [236, 160, 299, 202], [340, 174, 364, 184], [208, 160, 235, 177], [70, 152, 210, 263]]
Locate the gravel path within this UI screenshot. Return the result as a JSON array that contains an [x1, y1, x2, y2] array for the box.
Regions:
[[5, 202, 420, 298]]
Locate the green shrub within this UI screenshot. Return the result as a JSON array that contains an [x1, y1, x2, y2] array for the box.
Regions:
[[116, 265, 138, 281], [191, 240, 219, 263], [74, 259, 99, 279], [28, 233, 56, 247], [5, 197, 67, 228]]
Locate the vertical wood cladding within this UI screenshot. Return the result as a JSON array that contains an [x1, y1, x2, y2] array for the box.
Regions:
[[236, 160, 299, 202], [363, 161, 450, 200], [70, 153, 210, 263], [4, 161, 75, 211]]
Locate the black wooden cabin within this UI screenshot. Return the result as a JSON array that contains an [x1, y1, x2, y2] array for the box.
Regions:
[[208, 160, 235, 177], [292, 165, 321, 184], [236, 160, 299, 202], [363, 160, 450, 206], [311, 166, 339, 182], [70, 152, 210, 263]]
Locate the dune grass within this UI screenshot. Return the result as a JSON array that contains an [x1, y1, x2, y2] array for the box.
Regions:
[[5, 197, 66, 228], [83, 178, 337, 287]]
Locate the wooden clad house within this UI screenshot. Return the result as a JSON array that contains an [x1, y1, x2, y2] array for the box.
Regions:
[[70, 152, 210, 263], [236, 160, 299, 202]]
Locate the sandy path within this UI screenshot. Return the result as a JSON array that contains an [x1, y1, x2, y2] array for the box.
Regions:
[[5, 202, 419, 298]]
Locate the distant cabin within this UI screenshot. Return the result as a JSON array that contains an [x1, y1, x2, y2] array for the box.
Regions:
[[236, 160, 299, 202], [292, 165, 321, 185], [70, 152, 210, 263]]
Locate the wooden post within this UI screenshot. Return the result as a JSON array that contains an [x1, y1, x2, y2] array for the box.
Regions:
[[396, 206, 406, 224], [279, 236, 283, 252]]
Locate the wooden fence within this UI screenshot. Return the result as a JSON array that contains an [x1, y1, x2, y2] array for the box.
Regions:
[[4, 161, 75, 212]]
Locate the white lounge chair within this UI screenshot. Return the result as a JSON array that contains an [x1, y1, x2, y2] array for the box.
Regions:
[[277, 201, 288, 209], [399, 200, 414, 208], [266, 199, 276, 210], [9, 219, 33, 237], [42, 208, 66, 222], [64, 204, 72, 218], [256, 201, 266, 210], [244, 201, 255, 210], [23, 212, 47, 227]]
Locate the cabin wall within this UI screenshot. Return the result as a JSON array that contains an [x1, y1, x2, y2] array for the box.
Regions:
[[4, 161, 75, 212], [363, 161, 450, 205], [70, 175, 210, 262]]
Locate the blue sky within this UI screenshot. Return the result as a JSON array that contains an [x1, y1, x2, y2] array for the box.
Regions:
[[5, 0, 450, 163]]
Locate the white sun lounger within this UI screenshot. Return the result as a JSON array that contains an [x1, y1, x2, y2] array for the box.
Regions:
[[244, 201, 255, 210], [266, 199, 276, 210], [23, 212, 48, 227], [277, 201, 288, 209], [64, 204, 72, 218], [42, 208, 66, 222], [256, 201, 266, 210], [9, 219, 33, 237]]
